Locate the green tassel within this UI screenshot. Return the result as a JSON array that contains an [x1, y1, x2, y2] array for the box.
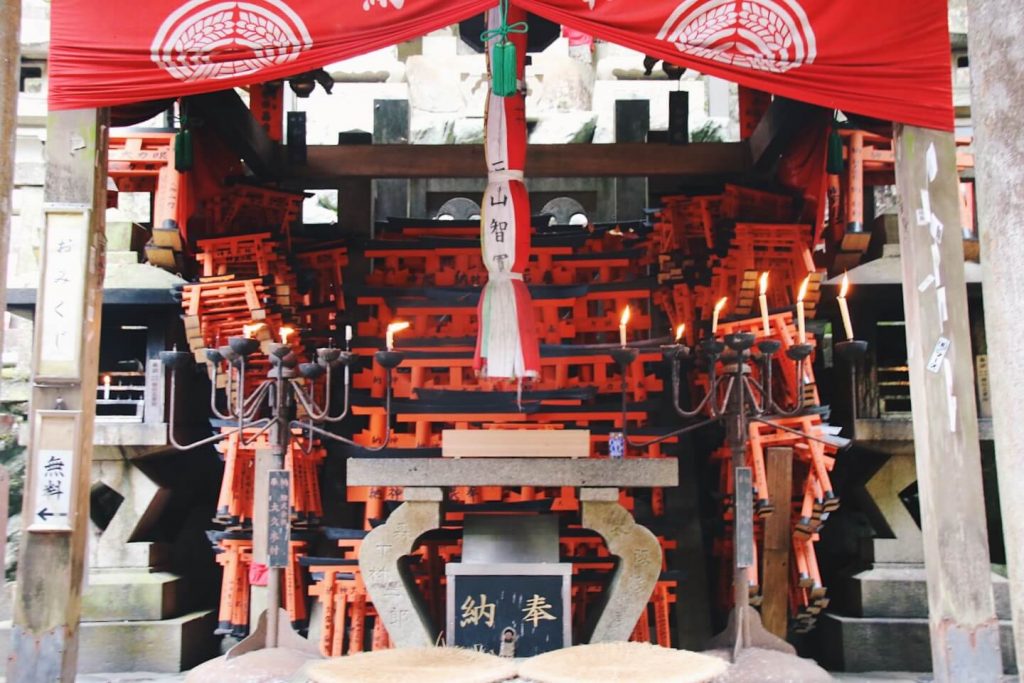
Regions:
[[480, 0, 528, 98], [492, 41, 518, 97], [826, 111, 845, 174], [826, 126, 843, 175], [174, 126, 193, 172]]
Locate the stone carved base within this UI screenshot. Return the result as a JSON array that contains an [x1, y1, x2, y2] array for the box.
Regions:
[[361, 486, 663, 647], [360, 487, 443, 648], [580, 487, 663, 643]]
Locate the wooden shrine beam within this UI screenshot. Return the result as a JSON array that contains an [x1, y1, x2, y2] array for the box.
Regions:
[[8, 109, 108, 682], [187, 89, 281, 180], [747, 96, 822, 172], [284, 142, 750, 186], [894, 123, 1003, 680], [0, 0, 19, 360], [968, 0, 1024, 670]]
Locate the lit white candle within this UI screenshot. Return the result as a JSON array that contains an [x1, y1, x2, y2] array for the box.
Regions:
[[103, 374, 111, 400], [242, 323, 263, 339], [386, 321, 410, 351], [345, 324, 353, 345], [758, 272, 770, 337], [280, 326, 295, 345], [619, 306, 631, 347], [675, 323, 686, 344], [837, 273, 854, 340], [797, 275, 810, 344], [712, 297, 727, 336]]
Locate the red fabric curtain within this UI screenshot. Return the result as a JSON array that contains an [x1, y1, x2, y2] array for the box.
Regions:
[[519, 0, 953, 130], [48, 0, 494, 110], [50, 0, 953, 130]]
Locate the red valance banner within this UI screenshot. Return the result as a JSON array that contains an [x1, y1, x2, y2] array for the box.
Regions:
[[518, 0, 954, 131], [48, 0, 494, 110], [49, 0, 953, 130]]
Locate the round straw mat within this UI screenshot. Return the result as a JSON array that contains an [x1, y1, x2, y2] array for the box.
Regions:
[[516, 642, 729, 683], [303, 647, 518, 683]]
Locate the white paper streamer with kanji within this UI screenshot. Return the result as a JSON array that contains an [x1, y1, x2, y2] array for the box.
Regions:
[[475, 6, 540, 379]]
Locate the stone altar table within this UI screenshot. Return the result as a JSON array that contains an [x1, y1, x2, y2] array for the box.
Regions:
[[347, 457, 678, 647]]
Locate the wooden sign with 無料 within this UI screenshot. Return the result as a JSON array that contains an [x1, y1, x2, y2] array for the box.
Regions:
[[27, 410, 81, 533], [442, 429, 589, 459]]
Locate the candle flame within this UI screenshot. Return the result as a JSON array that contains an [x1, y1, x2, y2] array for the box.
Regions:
[[714, 297, 727, 316], [242, 323, 263, 339], [280, 326, 295, 344], [103, 375, 111, 386], [620, 306, 631, 327], [387, 321, 411, 336], [798, 275, 810, 302], [675, 323, 686, 342], [759, 272, 769, 296], [839, 272, 850, 298]]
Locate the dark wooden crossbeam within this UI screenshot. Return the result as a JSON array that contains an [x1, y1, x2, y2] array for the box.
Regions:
[[747, 97, 825, 172], [187, 89, 281, 180], [284, 142, 750, 186]]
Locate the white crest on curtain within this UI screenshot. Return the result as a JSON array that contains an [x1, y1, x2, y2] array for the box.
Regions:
[[151, 0, 312, 81], [657, 0, 817, 73]]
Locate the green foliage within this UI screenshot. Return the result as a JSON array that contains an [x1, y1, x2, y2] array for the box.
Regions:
[[690, 121, 724, 143]]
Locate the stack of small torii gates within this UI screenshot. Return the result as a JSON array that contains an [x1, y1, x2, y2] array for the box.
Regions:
[[172, 191, 350, 637], [177, 181, 845, 648], [328, 215, 681, 652], [647, 184, 838, 633]]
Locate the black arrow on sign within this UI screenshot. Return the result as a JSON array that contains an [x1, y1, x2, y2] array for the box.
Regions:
[[36, 508, 67, 522]]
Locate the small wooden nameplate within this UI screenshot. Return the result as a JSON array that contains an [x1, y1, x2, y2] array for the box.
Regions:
[[442, 429, 590, 459]]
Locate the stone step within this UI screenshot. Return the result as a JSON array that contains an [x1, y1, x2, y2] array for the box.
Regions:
[[0, 610, 219, 673], [82, 571, 184, 622], [818, 613, 1016, 675]]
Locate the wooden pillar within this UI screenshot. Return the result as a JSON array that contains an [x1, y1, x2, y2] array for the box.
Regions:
[[761, 447, 793, 638], [7, 108, 108, 682], [0, 0, 20, 357], [614, 100, 649, 220], [373, 99, 410, 222], [967, 0, 1024, 669], [893, 123, 1002, 680]]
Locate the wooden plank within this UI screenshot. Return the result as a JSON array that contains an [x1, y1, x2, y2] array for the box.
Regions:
[[894, 123, 1002, 678], [347, 457, 677, 488], [286, 142, 751, 185], [10, 108, 109, 682], [441, 429, 590, 459], [761, 447, 793, 639]]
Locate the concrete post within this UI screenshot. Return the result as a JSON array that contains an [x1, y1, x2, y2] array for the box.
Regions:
[[968, 0, 1024, 669], [0, 0, 21, 357]]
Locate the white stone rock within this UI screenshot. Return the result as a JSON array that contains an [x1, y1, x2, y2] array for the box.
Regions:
[[407, 56, 467, 113], [452, 118, 485, 145], [410, 112, 456, 145], [531, 56, 595, 112], [529, 111, 597, 144]]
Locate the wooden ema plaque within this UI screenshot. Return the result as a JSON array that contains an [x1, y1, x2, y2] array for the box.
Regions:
[[446, 563, 571, 657], [442, 429, 589, 458]]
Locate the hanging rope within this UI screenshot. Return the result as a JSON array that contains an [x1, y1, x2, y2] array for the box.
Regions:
[[480, 0, 528, 97]]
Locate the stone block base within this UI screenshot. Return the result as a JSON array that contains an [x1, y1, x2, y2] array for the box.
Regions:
[[818, 613, 1016, 674], [82, 571, 183, 621], [0, 609, 219, 673], [839, 566, 1011, 619]]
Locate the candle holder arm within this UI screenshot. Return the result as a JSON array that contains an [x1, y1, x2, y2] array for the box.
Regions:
[[207, 363, 235, 421], [166, 369, 241, 451], [238, 418, 274, 447]]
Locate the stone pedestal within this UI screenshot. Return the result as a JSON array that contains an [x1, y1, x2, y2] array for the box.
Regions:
[[820, 451, 1016, 673], [347, 457, 677, 648], [76, 446, 218, 671]]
